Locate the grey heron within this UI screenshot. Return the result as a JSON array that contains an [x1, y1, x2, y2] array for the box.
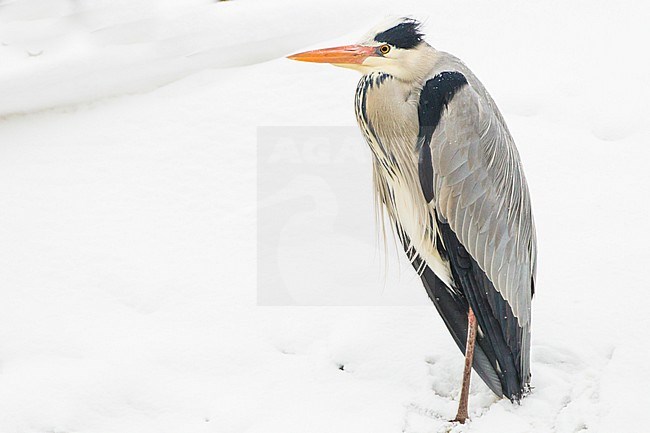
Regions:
[[288, 18, 536, 423]]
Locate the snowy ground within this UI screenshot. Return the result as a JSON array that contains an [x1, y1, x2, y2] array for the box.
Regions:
[[1, 1, 649, 432]]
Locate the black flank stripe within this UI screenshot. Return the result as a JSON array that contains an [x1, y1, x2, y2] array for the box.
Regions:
[[417, 71, 468, 203]]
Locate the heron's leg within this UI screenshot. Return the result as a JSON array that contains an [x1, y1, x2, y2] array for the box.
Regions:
[[453, 307, 477, 424]]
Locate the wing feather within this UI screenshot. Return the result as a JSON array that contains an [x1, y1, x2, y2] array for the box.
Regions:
[[417, 70, 536, 400]]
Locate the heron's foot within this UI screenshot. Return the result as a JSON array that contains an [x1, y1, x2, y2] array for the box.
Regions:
[[450, 416, 468, 424]]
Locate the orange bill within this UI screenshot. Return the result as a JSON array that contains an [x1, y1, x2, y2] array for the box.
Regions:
[[287, 45, 376, 64]]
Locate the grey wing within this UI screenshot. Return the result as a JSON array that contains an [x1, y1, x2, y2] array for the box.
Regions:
[[420, 73, 537, 397]]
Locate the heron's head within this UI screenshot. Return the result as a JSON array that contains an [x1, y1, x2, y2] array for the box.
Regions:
[[287, 18, 435, 83]]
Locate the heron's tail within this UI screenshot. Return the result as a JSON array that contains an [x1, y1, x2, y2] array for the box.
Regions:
[[398, 231, 527, 399], [415, 262, 504, 398]]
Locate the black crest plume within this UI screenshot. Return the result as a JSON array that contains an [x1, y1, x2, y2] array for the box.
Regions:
[[374, 18, 424, 49]]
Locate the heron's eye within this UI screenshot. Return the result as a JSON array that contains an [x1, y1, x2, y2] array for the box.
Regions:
[[379, 44, 391, 55]]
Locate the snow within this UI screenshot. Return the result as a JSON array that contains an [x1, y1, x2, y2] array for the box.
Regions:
[[1, 1, 649, 432]]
